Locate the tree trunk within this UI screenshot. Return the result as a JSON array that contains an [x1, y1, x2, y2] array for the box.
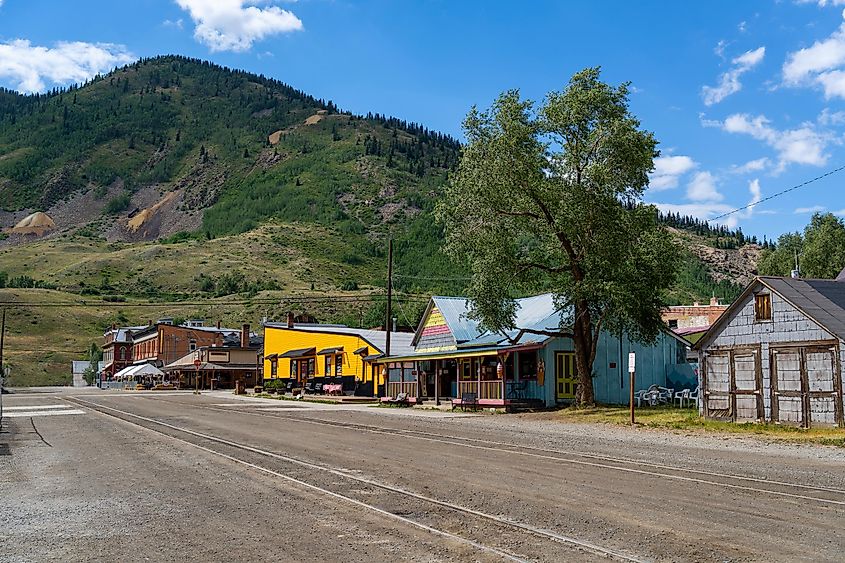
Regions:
[[573, 300, 596, 407]]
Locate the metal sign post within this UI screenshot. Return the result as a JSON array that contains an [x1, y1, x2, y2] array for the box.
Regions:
[[628, 352, 636, 426], [193, 353, 201, 395]]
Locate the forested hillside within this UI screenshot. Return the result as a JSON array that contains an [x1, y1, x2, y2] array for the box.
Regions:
[[0, 55, 755, 304]]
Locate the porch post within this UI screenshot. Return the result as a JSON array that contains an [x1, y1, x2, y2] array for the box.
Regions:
[[435, 360, 440, 406], [477, 357, 481, 399], [499, 354, 506, 402]]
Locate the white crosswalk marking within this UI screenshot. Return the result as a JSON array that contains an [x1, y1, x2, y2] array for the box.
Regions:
[[3, 410, 85, 417], [2, 405, 85, 417]]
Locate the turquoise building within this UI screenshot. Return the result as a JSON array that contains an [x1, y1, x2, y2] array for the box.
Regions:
[[378, 293, 690, 407]]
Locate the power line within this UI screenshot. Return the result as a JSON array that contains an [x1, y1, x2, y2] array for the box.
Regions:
[[712, 164, 845, 221], [0, 294, 429, 308]]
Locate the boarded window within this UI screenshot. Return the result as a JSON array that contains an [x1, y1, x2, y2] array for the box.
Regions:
[[754, 294, 772, 321]]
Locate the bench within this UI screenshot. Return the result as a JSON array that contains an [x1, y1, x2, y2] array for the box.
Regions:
[[384, 392, 413, 406], [451, 392, 478, 412]]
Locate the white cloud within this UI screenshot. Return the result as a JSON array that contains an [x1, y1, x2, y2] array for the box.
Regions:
[[819, 107, 845, 124], [795, 205, 827, 213], [175, 0, 303, 52], [648, 155, 697, 191], [687, 171, 723, 202], [721, 113, 830, 171], [782, 10, 845, 98], [738, 21, 747, 33], [795, 0, 845, 7], [702, 46, 765, 106], [731, 157, 771, 174], [0, 39, 134, 93], [163, 18, 184, 30], [654, 177, 763, 228]]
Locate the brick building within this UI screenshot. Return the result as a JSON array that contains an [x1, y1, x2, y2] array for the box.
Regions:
[[131, 319, 240, 368], [662, 297, 728, 330]]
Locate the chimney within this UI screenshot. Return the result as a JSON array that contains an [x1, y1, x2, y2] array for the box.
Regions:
[[791, 269, 800, 279], [148, 319, 153, 326], [710, 296, 719, 307], [693, 301, 700, 307], [111, 323, 116, 330], [241, 324, 249, 348], [216, 319, 222, 329], [287, 312, 294, 328]]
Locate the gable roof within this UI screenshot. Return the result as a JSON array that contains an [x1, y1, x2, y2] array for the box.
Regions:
[[695, 275, 845, 349], [412, 293, 572, 350]]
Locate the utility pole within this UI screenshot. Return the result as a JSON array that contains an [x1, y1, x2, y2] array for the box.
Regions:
[[384, 239, 393, 398], [0, 309, 6, 425]]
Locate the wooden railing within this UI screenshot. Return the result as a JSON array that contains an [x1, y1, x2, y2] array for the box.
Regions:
[[387, 381, 418, 397], [458, 380, 503, 400]]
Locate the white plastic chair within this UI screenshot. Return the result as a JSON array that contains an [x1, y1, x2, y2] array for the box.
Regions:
[[687, 386, 700, 409], [674, 389, 690, 408]]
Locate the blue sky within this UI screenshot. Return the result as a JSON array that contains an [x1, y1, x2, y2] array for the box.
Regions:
[[1, 1, 845, 240]]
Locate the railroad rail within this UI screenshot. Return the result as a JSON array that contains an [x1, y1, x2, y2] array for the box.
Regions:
[[66, 396, 644, 563]]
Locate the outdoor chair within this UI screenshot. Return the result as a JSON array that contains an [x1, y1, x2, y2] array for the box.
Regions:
[[634, 389, 648, 407], [387, 392, 411, 406], [657, 387, 673, 405], [285, 380, 295, 393], [452, 392, 478, 412], [315, 383, 324, 395], [304, 381, 316, 394], [674, 388, 690, 408], [688, 386, 701, 409]]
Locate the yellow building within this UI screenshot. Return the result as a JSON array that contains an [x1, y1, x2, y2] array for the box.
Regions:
[[263, 321, 414, 394]]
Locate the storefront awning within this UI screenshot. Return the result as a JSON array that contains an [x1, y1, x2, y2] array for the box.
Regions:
[[317, 346, 343, 355], [280, 347, 316, 359], [353, 346, 369, 355], [363, 353, 383, 361], [265, 353, 278, 360]]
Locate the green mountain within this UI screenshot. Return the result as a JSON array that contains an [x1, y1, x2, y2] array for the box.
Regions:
[[0, 55, 755, 304]]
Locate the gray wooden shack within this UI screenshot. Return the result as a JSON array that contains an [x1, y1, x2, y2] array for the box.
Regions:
[[694, 275, 845, 428]]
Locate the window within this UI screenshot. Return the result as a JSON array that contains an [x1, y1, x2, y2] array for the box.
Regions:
[[518, 350, 538, 379], [668, 319, 678, 329], [270, 358, 278, 377], [335, 354, 343, 376], [307, 358, 315, 376], [290, 360, 297, 378], [189, 339, 197, 352], [119, 348, 126, 361], [325, 355, 332, 376], [754, 294, 772, 322]]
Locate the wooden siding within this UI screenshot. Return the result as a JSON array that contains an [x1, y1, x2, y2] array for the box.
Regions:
[[415, 307, 457, 352], [701, 285, 845, 427], [263, 327, 376, 382]]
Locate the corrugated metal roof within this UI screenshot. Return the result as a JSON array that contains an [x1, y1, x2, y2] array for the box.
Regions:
[[434, 293, 571, 349], [431, 296, 479, 344]]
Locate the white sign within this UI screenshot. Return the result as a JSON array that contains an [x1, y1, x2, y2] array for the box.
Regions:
[[628, 352, 636, 373]]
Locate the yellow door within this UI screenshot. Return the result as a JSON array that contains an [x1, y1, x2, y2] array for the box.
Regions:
[[556, 352, 576, 400]]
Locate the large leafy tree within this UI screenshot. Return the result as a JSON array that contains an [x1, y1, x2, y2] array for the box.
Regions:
[[758, 213, 845, 279], [438, 68, 678, 406]]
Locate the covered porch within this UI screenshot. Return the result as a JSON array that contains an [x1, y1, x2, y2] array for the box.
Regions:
[[377, 346, 547, 409]]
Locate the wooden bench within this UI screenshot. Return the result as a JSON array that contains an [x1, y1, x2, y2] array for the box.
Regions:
[[382, 392, 413, 406], [451, 392, 478, 412]]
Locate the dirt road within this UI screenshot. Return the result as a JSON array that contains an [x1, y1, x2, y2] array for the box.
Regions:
[[2, 388, 844, 562]]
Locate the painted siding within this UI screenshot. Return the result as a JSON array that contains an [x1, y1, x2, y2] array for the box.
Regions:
[[263, 327, 377, 382], [415, 307, 457, 352], [704, 289, 838, 421], [536, 331, 684, 406]]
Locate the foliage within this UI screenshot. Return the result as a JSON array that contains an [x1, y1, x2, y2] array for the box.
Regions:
[[105, 192, 131, 214], [758, 212, 845, 279], [439, 68, 678, 406], [669, 252, 743, 305], [194, 272, 280, 296], [0, 273, 57, 289], [83, 342, 102, 386]]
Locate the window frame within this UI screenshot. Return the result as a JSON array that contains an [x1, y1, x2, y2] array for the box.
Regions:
[[754, 293, 772, 322], [335, 353, 343, 376]]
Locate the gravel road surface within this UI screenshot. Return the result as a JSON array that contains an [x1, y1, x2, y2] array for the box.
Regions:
[[2, 388, 844, 562]]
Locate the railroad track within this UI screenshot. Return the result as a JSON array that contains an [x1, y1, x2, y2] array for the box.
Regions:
[[142, 394, 845, 508], [67, 396, 644, 563]]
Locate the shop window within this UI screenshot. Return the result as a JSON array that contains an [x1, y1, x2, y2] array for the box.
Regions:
[[518, 350, 538, 379], [754, 294, 772, 322], [324, 355, 331, 376], [290, 360, 297, 378], [307, 358, 315, 376], [335, 354, 343, 376], [270, 358, 278, 377]]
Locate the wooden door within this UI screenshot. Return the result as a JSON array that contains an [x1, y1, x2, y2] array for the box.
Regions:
[[732, 350, 762, 422], [772, 346, 841, 427], [555, 352, 576, 400], [705, 352, 730, 418]]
